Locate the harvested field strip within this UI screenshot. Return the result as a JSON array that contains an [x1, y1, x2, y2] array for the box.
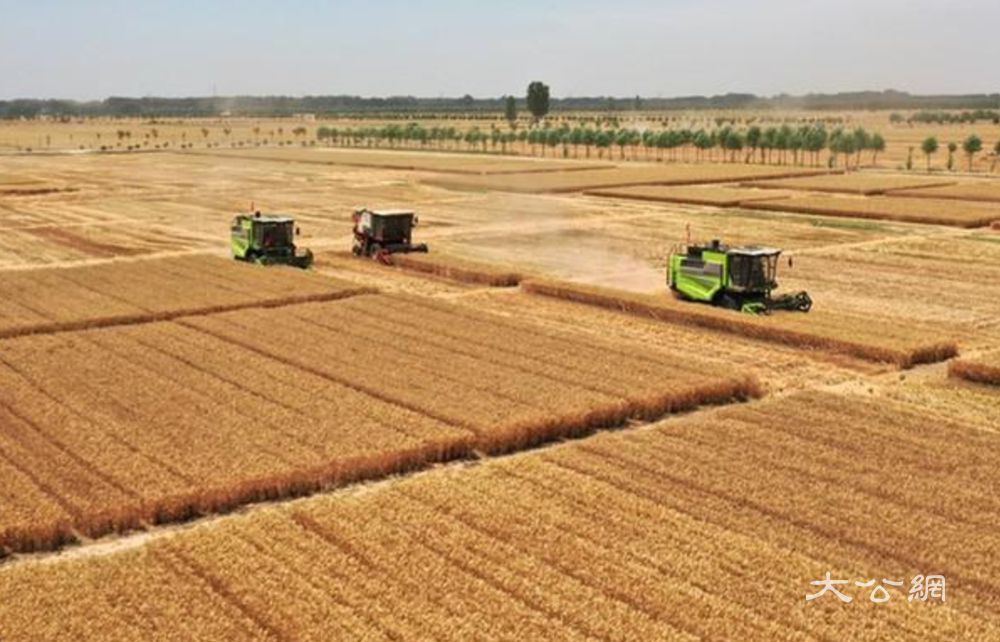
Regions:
[[390, 253, 523, 286], [424, 164, 831, 194], [744, 173, 954, 195], [3, 390, 997, 639], [948, 353, 1000, 386], [0, 320, 471, 555], [585, 184, 794, 207], [743, 195, 1000, 228], [0, 295, 753, 555], [893, 181, 1000, 203], [186, 296, 760, 453], [189, 148, 609, 175], [0, 255, 371, 339], [0, 288, 372, 340], [521, 279, 957, 368]]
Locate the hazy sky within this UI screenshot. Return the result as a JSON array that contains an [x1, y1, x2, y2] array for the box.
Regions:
[[2, 0, 997, 100]]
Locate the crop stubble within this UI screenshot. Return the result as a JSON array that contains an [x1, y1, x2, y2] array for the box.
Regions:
[[744, 195, 1000, 227], [0, 294, 755, 555], [0, 390, 996, 640], [520, 279, 957, 368]]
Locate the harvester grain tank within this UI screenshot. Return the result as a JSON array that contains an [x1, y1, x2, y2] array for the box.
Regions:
[[667, 239, 811, 314], [352, 208, 428, 262], [231, 211, 313, 268]]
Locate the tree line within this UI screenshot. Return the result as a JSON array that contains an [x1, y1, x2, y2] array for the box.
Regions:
[[3, 90, 999, 119], [316, 122, 885, 169], [918, 134, 1000, 172], [894, 109, 1000, 125]]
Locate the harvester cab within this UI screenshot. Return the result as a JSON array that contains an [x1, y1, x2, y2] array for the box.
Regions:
[[352, 208, 429, 263], [231, 211, 313, 269], [667, 239, 811, 314]]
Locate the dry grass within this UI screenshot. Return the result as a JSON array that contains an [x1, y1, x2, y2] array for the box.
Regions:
[[743, 173, 955, 195], [949, 353, 1000, 386], [390, 253, 523, 286], [424, 164, 831, 194], [521, 279, 957, 368], [585, 184, 794, 206], [2, 389, 997, 640], [744, 195, 1000, 227], [0, 293, 755, 555], [893, 181, 1000, 203]]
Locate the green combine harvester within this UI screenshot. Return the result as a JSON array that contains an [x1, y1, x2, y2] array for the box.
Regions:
[[230, 212, 313, 268], [668, 239, 811, 314]]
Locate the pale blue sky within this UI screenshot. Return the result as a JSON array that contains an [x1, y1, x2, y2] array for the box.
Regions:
[[1, 0, 997, 100]]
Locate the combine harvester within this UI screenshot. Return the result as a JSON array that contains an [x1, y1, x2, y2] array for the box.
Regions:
[[668, 239, 811, 314], [352, 207, 428, 263], [231, 211, 314, 268]]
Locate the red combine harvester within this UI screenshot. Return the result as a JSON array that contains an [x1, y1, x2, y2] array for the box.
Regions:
[[351, 208, 429, 263]]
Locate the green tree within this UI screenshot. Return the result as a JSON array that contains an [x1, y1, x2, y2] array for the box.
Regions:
[[962, 134, 983, 171], [870, 132, 886, 165], [745, 126, 762, 163], [920, 136, 938, 172], [615, 129, 631, 160], [947, 142, 957, 171], [504, 96, 517, 128], [851, 127, 869, 167], [723, 130, 744, 162], [526, 81, 551, 122], [595, 130, 612, 159], [693, 129, 712, 162]]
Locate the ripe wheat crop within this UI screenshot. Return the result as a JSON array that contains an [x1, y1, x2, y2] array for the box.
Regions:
[[425, 164, 829, 194], [744, 173, 955, 195], [894, 181, 1000, 203], [391, 253, 523, 286], [521, 279, 958, 368], [0, 255, 371, 340], [193, 146, 607, 175], [949, 352, 1000, 386], [1, 390, 996, 640], [0, 293, 754, 555], [585, 184, 794, 206], [744, 195, 1000, 227]]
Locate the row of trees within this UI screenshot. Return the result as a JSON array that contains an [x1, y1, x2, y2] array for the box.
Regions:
[[918, 134, 1000, 172], [315, 122, 885, 168], [894, 110, 1000, 125]]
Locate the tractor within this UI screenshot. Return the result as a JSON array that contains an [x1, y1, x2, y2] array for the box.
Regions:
[[231, 211, 313, 268], [668, 239, 811, 314], [352, 208, 428, 263]]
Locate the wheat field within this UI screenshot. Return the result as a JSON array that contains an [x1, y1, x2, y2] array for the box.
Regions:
[[1, 118, 999, 640], [0, 388, 996, 640]]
